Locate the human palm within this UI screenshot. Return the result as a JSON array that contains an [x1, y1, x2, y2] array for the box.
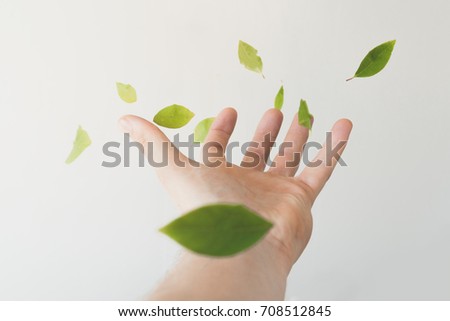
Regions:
[[119, 107, 352, 268]]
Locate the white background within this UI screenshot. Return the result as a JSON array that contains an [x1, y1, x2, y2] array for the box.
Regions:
[[0, 0, 449, 300]]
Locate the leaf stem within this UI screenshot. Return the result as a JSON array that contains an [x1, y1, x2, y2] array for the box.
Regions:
[[346, 76, 355, 82]]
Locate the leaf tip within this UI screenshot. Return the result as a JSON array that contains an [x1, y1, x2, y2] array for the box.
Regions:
[[262, 217, 274, 229]]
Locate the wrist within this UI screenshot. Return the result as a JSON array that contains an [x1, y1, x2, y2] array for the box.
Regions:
[[182, 235, 293, 281]]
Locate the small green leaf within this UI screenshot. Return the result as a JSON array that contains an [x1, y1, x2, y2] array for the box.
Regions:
[[194, 117, 215, 143], [116, 82, 137, 103], [347, 40, 396, 81], [274, 85, 284, 110], [298, 99, 313, 130], [65, 126, 92, 164], [238, 40, 264, 77], [153, 104, 195, 129], [159, 203, 273, 256]]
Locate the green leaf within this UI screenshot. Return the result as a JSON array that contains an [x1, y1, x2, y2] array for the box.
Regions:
[[194, 117, 215, 143], [153, 104, 195, 129], [347, 40, 396, 81], [298, 99, 313, 130], [238, 40, 264, 77], [116, 82, 137, 103], [65, 126, 92, 164], [159, 203, 273, 256], [274, 85, 284, 110]]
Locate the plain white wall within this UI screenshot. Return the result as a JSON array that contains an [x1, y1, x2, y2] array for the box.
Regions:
[[0, 0, 449, 300]]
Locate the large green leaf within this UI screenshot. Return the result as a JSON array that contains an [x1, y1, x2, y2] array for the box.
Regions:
[[153, 104, 195, 128], [298, 99, 313, 130], [238, 40, 264, 77], [159, 203, 273, 256], [274, 85, 284, 110], [116, 82, 137, 103], [194, 117, 215, 143], [347, 40, 396, 81], [65, 126, 92, 164]]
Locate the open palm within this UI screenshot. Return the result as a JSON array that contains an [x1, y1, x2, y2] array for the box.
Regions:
[[119, 108, 352, 269]]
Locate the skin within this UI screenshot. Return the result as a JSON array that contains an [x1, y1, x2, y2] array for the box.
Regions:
[[118, 108, 352, 300]]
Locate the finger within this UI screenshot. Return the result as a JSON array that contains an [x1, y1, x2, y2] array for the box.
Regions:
[[269, 113, 311, 176], [240, 108, 283, 171], [118, 115, 196, 171], [297, 119, 353, 200], [203, 108, 238, 161]]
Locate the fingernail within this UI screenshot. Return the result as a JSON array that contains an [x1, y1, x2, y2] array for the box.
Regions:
[[118, 118, 132, 133]]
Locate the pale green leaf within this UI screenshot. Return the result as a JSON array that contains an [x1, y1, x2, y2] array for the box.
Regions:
[[194, 117, 215, 143], [153, 104, 195, 128], [298, 99, 313, 130], [65, 126, 92, 164], [347, 40, 396, 81], [116, 82, 137, 103], [159, 203, 273, 256], [274, 85, 284, 110], [238, 40, 264, 77]]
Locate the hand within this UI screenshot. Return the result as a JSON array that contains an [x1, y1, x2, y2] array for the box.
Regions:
[[118, 108, 352, 276]]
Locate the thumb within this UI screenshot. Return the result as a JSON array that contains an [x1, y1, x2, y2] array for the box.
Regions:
[[118, 115, 194, 170]]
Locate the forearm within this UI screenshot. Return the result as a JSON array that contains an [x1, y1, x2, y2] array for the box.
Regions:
[[149, 240, 290, 300]]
